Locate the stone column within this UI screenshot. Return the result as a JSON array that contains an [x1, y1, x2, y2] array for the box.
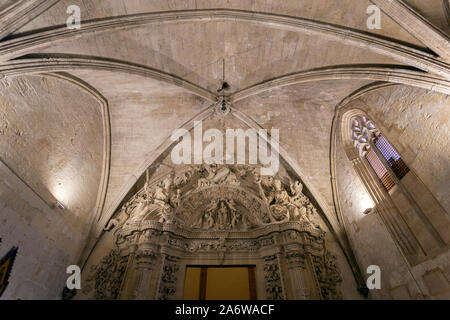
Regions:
[[261, 253, 285, 300], [156, 253, 180, 300], [117, 244, 138, 300], [303, 252, 323, 300], [133, 249, 157, 300], [284, 246, 309, 300]]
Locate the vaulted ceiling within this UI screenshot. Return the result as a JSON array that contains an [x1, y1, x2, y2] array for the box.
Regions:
[[0, 0, 449, 244]]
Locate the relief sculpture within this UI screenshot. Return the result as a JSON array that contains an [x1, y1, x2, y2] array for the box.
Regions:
[[263, 255, 285, 300], [104, 164, 322, 234], [82, 249, 128, 300], [87, 164, 342, 301]]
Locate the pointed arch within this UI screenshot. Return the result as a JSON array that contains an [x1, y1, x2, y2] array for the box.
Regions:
[[0, 9, 449, 78]]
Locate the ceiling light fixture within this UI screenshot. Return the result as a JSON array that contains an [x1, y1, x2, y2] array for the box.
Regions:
[[55, 201, 66, 210]]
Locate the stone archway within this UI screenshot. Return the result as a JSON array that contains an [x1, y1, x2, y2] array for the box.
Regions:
[[79, 164, 343, 300]]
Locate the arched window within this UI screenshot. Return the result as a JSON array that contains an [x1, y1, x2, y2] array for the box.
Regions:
[[351, 115, 409, 192], [342, 111, 449, 265]]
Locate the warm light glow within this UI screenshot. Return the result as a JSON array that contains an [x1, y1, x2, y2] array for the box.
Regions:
[[360, 194, 375, 215], [49, 175, 74, 210], [55, 201, 66, 210]]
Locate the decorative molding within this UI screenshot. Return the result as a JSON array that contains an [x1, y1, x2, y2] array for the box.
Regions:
[[81, 164, 342, 300], [230, 66, 450, 102], [0, 0, 60, 40], [445, 0, 450, 28], [79, 164, 344, 300], [0, 56, 217, 102], [263, 255, 285, 300], [135, 248, 157, 269], [85, 220, 338, 300], [82, 249, 129, 300], [370, 0, 450, 61], [285, 251, 305, 270], [311, 250, 343, 300], [120, 221, 324, 243], [157, 255, 179, 300], [107, 164, 324, 238]]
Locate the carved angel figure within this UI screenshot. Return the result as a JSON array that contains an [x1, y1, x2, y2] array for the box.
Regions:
[[191, 198, 250, 231], [153, 176, 172, 206], [123, 174, 182, 226], [197, 164, 240, 188], [257, 176, 319, 226], [217, 201, 229, 228], [231, 212, 242, 229], [267, 179, 291, 222], [125, 185, 154, 225], [104, 201, 133, 231], [170, 189, 182, 208], [203, 211, 215, 230]]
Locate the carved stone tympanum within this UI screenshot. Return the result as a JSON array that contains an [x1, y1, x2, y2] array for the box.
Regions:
[[81, 164, 342, 300]]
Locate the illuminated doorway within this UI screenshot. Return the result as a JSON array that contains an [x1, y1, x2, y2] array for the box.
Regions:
[[184, 266, 257, 300]]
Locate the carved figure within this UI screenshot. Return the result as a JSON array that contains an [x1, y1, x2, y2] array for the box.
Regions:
[[218, 202, 229, 228], [104, 202, 132, 231], [204, 212, 215, 230], [197, 164, 239, 187], [267, 179, 291, 222]]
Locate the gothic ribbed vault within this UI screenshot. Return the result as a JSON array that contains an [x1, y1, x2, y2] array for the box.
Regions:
[[0, 0, 449, 300]]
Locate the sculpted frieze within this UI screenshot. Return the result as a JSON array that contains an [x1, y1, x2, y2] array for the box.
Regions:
[[190, 198, 262, 231], [285, 251, 305, 269], [83, 163, 345, 301], [185, 238, 263, 252], [82, 249, 128, 300], [263, 255, 285, 300], [312, 250, 343, 300], [197, 164, 240, 188], [158, 256, 180, 300], [104, 164, 323, 237]]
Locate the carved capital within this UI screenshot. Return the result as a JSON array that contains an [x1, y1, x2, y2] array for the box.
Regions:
[[135, 248, 157, 269], [285, 251, 305, 269]]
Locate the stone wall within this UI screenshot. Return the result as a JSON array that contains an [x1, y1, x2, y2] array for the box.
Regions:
[[350, 85, 450, 213], [335, 85, 450, 299], [0, 161, 87, 300]]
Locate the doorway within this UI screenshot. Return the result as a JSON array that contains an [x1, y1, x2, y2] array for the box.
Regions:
[[184, 266, 257, 300]]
